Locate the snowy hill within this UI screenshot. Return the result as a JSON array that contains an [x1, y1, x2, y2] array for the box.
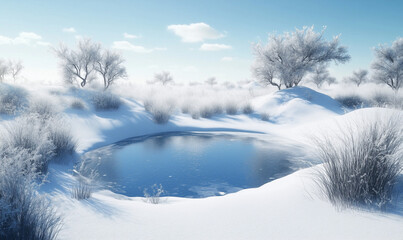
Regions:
[[252, 86, 344, 124]]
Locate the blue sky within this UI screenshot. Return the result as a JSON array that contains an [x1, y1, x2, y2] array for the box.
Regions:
[[0, 0, 402, 84]]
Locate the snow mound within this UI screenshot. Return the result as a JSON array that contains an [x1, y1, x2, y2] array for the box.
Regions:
[[252, 86, 344, 124]]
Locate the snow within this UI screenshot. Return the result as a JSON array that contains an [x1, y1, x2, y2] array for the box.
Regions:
[[252, 86, 344, 124], [54, 166, 403, 240], [2, 84, 403, 239]]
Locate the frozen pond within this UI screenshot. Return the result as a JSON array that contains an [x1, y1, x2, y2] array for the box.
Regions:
[[80, 132, 308, 198]]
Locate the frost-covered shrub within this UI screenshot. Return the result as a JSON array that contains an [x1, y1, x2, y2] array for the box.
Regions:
[[211, 104, 223, 115], [315, 116, 402, 208], [0, 113, 76, 172], [368, 92, 394, 108], [28, 99, 57, 120], [92, 91, 122, 111], [0, 148, 61, 240], [181, 103, 191, 114], [199, 106, 215, 118], [335, 94, 367, 109], [70, 98, 86, 110], [0, 113, 64, 239], [71, 180, 92, 200], [150, 108, 172, 124], [70, 159, 100, 200], [0, 178, 61, 240], [144, 99, 173, 124], [48, 120, 76, 157], [1, 115, 55, 173], [143, 184, 165, 204], [0, 84, 28, 115], [260, 113, 270, 121], [242, 103, 254, 114], [225, 102, 238, 115], [115, 83, 266, 119], [191, 111, 200, 119]]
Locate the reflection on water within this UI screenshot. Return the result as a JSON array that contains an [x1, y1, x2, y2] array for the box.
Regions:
[[80, 132, 308, 198]]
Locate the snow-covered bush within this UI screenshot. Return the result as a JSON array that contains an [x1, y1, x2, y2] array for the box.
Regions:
[[0, 84, 28, 115], [1, 113, 76, 172], [198, 106, 214, 118], [260, 113, 270, 121], [48, 120, 76, 157], [315, 115, 402, 208], [0, 107, 67, 239], [70, 98, 86, 110], [71, 179, 92, 200], [180, 103, 191, 114], [70, 160, 99, 200], [0, 176, 61, 240], [191, 111, 200, 119], [144, 99, 174, 124], [143, 184, 165, 204], [92, 91, 122, 111], [369, 92, 393, 107], [366, 92, 402, 109], [241, 103, 254, 114], [335, 94, 367, 109], [225, 102, 238, 115], [198, 105, 221, 118], [114, 83, 267, 119], [1, 115, 55, 173], [0, 144, 61, 240], [28, 99, 57, 120]]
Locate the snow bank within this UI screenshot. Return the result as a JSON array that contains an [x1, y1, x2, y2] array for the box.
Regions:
[[252, 86, 343, 124], [55, 166, 403, 240]]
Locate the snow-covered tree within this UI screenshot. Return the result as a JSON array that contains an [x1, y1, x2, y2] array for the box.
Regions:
[[153, 71, 173, 85], [252, 26, 350, 90], [95, 50, 127, 90], [205, 77, 217, 86], [0, 60, 8, 82], [371, 38, 402, 91], [55, 39, 101, 87], [326, 76, 336, 86], [309, 64, 335, 88], [345, 69, 368, 86], [222, 81, 235, 89], [8, 60, 23, 82]]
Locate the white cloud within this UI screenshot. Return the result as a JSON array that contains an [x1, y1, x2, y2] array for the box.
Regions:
[[0, 35, 12, 45], [200, 43, 232, 51], [221, 57, 233, 62], [63, 27, 76, 33], [112, 41, 152, 53], [18, 32, 42, 40], [0, 32, 45, 46], [112, 41, 165, 53], [167, 22, 224, 42], [123, 32, 140, 39]]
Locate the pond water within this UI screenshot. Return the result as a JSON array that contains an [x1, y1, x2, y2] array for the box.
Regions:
[[79, 132, 308, 198]]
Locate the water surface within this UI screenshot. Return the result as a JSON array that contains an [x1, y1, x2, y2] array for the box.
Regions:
[[80, 132, 307, 198]]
